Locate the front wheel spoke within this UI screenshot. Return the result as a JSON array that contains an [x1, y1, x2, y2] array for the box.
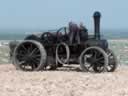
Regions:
[[97, 60, 104, 64], [35, 59, 40, 63], [108, 64, 114, 67], [109, 56, 114, 59], [87, 64, 92, 69], [29, 62, 36, 70], [95, 62, 104, 69], [84, 56, 87, 61], [96, 57, 104, 61], [95, 62, 104, 68], [106, 65, 113, 70], [32, 63, 36, 69], [84, 62, 90, 67], [96, 52, 102, 58], [108, 53, 112, 57], [84, 62, 92, 70], [35, 57, 41, 61], [93, 50, 97, 59]]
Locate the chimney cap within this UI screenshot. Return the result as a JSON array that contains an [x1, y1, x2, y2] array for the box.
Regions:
[[93, 11, 101, 17]]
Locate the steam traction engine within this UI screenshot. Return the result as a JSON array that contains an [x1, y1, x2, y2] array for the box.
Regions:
[[9, 11, 117, 72]]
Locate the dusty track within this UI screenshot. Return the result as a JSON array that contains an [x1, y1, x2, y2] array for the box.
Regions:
[[0, 64, 128, 96]]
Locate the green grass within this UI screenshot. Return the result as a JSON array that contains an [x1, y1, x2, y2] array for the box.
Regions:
[[0, 46, 10, 64]]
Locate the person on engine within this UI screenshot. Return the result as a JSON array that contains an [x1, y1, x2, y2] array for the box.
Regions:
[[68, 22, 80, 44], [79, 22, 88, 41]]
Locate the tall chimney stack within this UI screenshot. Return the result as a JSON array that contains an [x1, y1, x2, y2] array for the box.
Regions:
[[93, 11, 101, 40]]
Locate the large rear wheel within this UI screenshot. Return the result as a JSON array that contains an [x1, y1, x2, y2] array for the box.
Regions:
[[79, 46, 108, 73], [12, 40, 47, 71]]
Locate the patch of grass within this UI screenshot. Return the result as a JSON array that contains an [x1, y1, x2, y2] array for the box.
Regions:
[[0, 46, 10, 64]]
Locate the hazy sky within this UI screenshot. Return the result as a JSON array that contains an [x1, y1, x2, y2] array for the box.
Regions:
[[0, 0, 127, 30]]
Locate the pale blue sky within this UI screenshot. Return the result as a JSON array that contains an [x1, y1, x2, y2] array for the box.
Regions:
[[0, 0, 127, 30]]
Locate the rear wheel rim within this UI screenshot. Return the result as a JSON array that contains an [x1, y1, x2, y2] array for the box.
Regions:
[[14, 41, 43, 71]]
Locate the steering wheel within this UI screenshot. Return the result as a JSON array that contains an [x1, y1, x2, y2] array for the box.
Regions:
[[56, 27, 67, 35], [56, 27, 68, 42], [41, 32, 54, 44]]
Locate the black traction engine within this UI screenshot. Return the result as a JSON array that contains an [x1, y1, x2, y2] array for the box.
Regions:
[[9, 11, 118, 73]]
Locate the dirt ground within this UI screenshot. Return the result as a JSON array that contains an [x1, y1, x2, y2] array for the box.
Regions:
[[0, 64, 128, 96]]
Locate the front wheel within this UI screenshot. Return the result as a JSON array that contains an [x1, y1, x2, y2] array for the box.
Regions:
[[106, 49, 118, 72], [79, 46, 108, 73]]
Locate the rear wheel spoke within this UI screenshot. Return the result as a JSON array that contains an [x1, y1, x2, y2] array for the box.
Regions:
[[31, 48, 39, 55], [32, 58, 39, 64], [30, 62, 37, 70], [21, 45, 27, 51], [29, 43, 33, 52], [31, 54, 41, 58]]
